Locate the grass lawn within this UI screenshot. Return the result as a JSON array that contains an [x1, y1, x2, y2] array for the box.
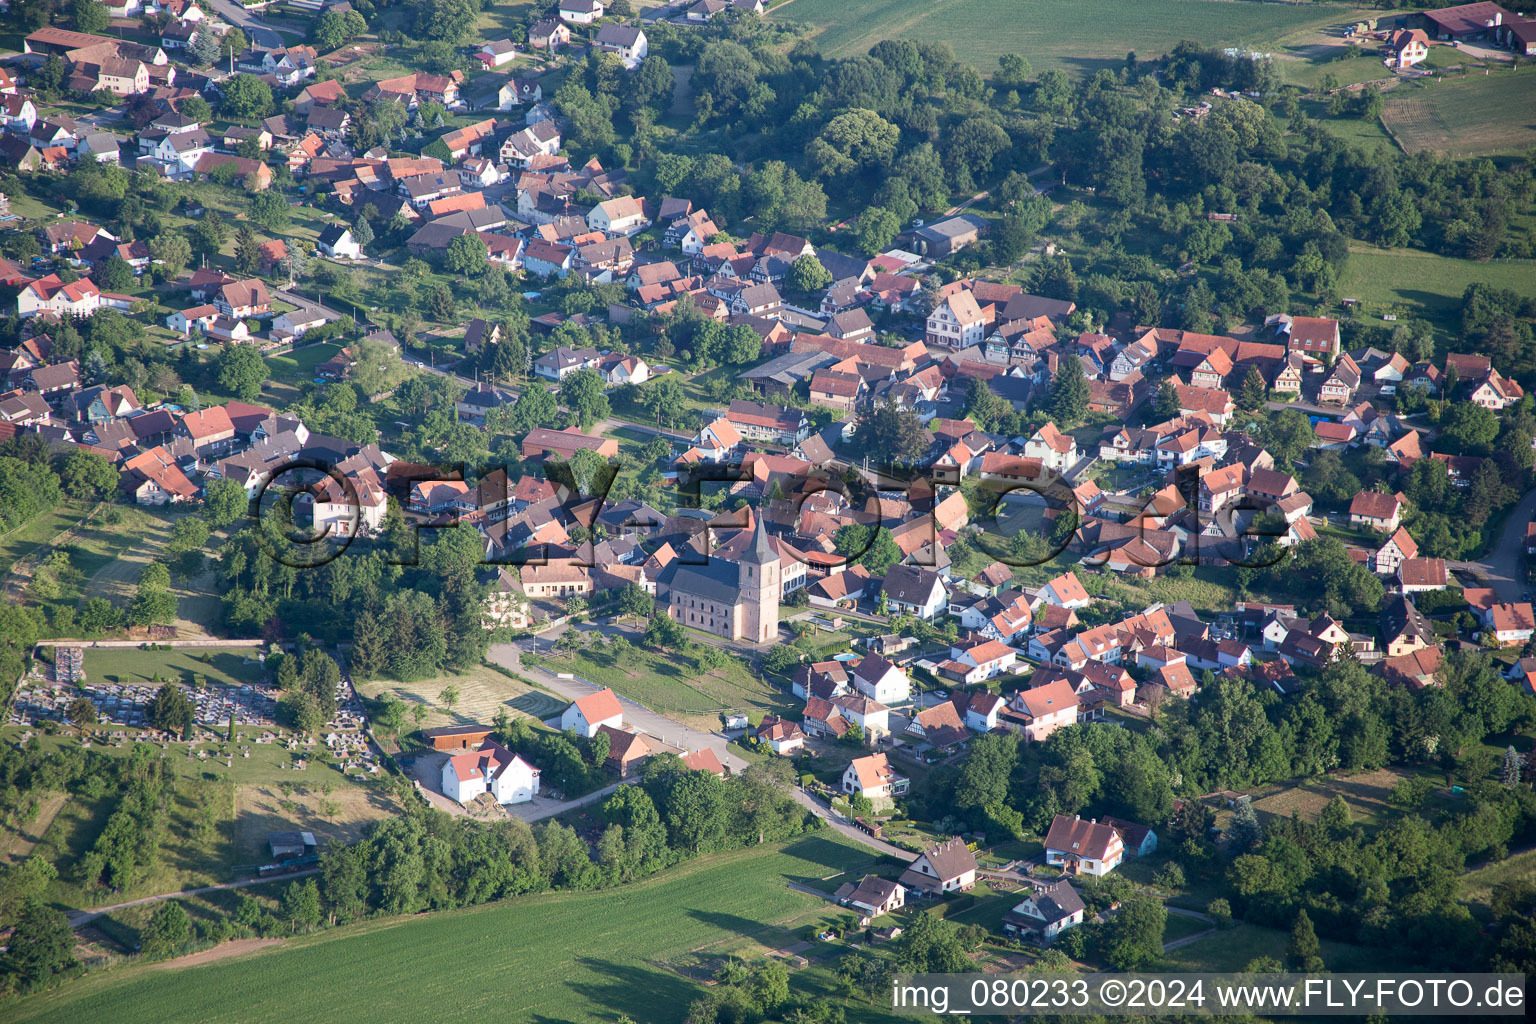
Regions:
[[4, 834, 876, 1024], [81, 648, 267, 688], [266, 342, 346, 386], [0, 504, 94, 581], [1162, 911, 1211, 946], [1337, 243, 1536, 333], [773, 0, 1358, 74], [1157, 921, 1382, 972], [537, 642, 797, 726], [1459, 846, 1536, 920], [1381, 68, 1536, 157], [354, 663, 567, 729], [1247, 766, 1452, 829]]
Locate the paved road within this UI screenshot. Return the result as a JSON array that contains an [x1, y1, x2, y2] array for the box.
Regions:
[[507, 780, 621, 823], [1450, 484, 1536, 602], [205, 0, 291, 49], [485, 642, 751, 771], [67, 870, 321, 928], [791, 788, 916, 862]]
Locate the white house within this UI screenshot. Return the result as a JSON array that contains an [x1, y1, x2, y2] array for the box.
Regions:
[[1022, 421, 1077, 472], [442, 741, 541, 804], [1043, 814, 1124, 877], [850, 653, 911, 705], [587, 195, 648, 236], [1002, 880, 1085, 942], [842, 753, 908, 801], [272, 306, 331, 339], [925, 289, 987, 349], [318, 224, 364, 259], [897, 837, 977, 896], [593, 24, 648, 68], [558, 0, 603, 23], [560, 687, 623, 737], [166, 304, 219, 336], [880, 564, 947, 620]]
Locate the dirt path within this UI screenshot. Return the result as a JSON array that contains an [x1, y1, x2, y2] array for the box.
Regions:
[[147, 937, 284, 970], [67, 870, 321, 928]]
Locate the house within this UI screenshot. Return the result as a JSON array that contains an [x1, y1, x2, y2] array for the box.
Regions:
[[477, 39, 519, 70], [422, 725, 496, 751], [587, 195, 648, 236], [1043, 814, 1125, 876], [842, 752, 908, 802], [593, 24, 649, 67], [600, 725, 651, 777], [1319, 354, 1362, 405], [1022, 422, 1076, 472], [1280, 315, 1340, 359], [1372, 526, 1418, 575], [940, 638, 1017, 686], [898, 837, 976, 896], [835, 876, 905, 922], [558, 0, 604, 23], [318, 225, 363, 259], [926, 289, 988, 349], [963, 691, 1006, 733], [1002, 880, 1086, 942], [534, 346, 601, 381], [520, 426, 618, 460], [879, 564, 947, 620], [1396, 557, 1448, 593], [1385, 28, 1430, 66], [528, 19, 572, 51], [681, 748, 727, 777], [850, 653, 911, 705], [1485, 602, 1536, 646], [17, 275, 102, 319], [904, 214, 986, 257], [1349, 490, 1406, 532], [757, 715, 806, 755], [1103, 817, 1158, 858], [215, 279, 271, 319], [1380, 594, 1434, 658], [442, 741, 540, 804], [559, 687, 623, 737], [1035, 571, 1091, 610], [1006, 678, 1078, 742]]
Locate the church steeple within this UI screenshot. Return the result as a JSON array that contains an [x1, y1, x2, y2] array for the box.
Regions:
[[743, 511, 776, 565]]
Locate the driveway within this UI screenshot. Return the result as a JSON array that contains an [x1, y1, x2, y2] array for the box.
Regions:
[[791, 788, 916, 862], [1449, 484, 1536, 602], [204, 0, 292, 48]]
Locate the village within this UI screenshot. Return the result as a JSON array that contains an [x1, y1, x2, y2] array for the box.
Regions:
[[0, 0, 1535, 1019]]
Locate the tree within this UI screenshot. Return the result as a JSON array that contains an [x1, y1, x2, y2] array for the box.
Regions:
[[1047, 353, 1089, 426], [1226, 795, 1261, 851], [1101, 898, 1165, 970], [217, 343, 267, 402], [1238, 365, 1266, 410], [562, 368, 610, 430], [187, 29, 221, 68], [785, 253, 832, 297], [1, 902, 76, 988], [98, 252, 134, 293], [806, 108, 900, 180], [58, 449, 116, 499], [1153, 378, 1181, 421], [221, 75, 275, 120], [204, 477, 250, 527], [1286, 909, 1323, 971], [445, 232, 489, 276], [72, 0, 108, 33], [149, 233, 192, 281], [282, 878, 323, 932], [150, 683, 194, 738], [67, 695, 97, 730], [351, 217, 374, 250], [234, 225, 263, 275], [141, 900, 191, 958], [250, 191, 289, 231], [855, 206, 901, 257]]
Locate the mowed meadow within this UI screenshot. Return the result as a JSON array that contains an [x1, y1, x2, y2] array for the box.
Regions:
[[4, 835, 878, 1024], [772, 0, 1356, 73]]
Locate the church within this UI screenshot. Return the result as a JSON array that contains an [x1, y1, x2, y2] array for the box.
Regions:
[[665, 514, 781, 644]]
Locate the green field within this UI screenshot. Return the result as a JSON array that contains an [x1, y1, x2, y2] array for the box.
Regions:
[[81, 647, 268, 689], [4, 834, 876, 1024], [538, 641, 796, 725], [773, 0, 1356, 74], [1382, 70, 1536, 157], [266, 342, 347, 385], [1337, 244, 1536, 330], [1157, 921, 1383, 972]]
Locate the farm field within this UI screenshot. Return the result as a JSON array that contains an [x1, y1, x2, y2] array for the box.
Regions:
[[81, 647, 267, 689], [772, 0, 1357, 74], [1248, 766, 1458, 829], [1336, 244, 1536, 331], [1381, 70, 1536, 156], [2, 833, 877, 1024], [354, 662, 567, 728]]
